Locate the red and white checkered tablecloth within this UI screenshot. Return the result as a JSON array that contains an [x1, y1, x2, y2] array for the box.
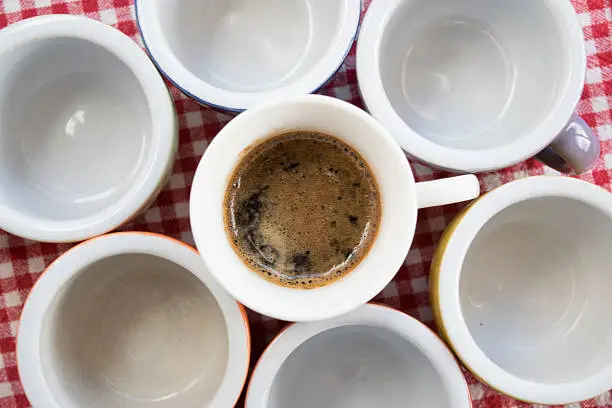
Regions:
[[1, 0, 612, 407]]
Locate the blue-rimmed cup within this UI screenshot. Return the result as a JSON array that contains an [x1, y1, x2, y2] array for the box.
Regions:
[[135, 0, 362, 112]]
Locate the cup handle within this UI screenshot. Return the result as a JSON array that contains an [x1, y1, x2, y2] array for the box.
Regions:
[[415, 175, 480, 209], [535, 114, 601, 174]]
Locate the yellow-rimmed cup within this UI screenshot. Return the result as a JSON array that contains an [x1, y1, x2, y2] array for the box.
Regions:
[[431, 176, 612, 404]]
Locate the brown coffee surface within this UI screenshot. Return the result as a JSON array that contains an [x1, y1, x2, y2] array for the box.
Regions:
[[224, 131, 381, 289]]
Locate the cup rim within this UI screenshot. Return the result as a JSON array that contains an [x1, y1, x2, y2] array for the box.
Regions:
[[356, 0, 587, 173], [17, 232, 251, 408], [134, 0, 362, 112], [190, 94, 417, 322], [246, 303, 472, 408], [0, 15, 177, 243], [434, 176, 612, 404]]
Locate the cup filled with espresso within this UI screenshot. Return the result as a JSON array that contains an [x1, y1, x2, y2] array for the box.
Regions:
[[190, 95, 480, 322]]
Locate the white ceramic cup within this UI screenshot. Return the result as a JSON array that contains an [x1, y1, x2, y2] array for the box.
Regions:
[[190, 94, 480, 322], [135, 0, 361, 112], [357, 0, 600, 174], [0, 15, 178, 243], [246, 303, 471, 408], [18, 232, 250, 408], [431, 176, 612, 404]]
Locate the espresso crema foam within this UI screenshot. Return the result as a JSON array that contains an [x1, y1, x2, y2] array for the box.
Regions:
[[224, 131, 381, 289]]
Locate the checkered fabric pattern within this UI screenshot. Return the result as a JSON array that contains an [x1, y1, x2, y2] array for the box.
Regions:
[[1, 0, 612, 407]]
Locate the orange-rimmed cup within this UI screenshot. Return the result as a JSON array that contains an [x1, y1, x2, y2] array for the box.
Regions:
[[17, 232, 250, 408], [431, 176, 612, 404], [246, 303, 471, 408]]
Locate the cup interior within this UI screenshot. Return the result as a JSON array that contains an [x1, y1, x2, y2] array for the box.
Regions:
[[0, 37, 152, 221], [152, 0, 345, 93], [268, 325, 451, 408], [379, 0, 570, 150], [460, 196, 612, 383], [40, 253, 229, 408]]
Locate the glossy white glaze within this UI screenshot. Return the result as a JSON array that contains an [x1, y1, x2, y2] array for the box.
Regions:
[[0, 15, 177, 242], [247, 304, 470, 408], [18, 233, 250, 408], [436, 176, 612, 404], [136, 0, 361, 111], [357, 0, 587, 172]]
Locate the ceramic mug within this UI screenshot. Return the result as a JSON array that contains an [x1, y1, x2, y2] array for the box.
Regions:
[[18, 232, 250, 408], [0, 15, 178, 243], [190, 94, 480, 322], [430, 176, 612, 404], [357, 0, 600, 174], [135, 0, 362, 112], [246, 303, 472, 408]]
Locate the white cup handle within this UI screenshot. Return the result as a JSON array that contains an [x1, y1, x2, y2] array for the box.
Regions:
[[415, 175, 480, 209]]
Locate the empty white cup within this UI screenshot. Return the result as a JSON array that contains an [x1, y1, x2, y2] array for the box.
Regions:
[[431, 176, 612, 404], [0, 15, 177, 243], [135, 0, 361, 111], [357, 0, 600, 173], [246, 303, 471, 408], [18, 232, 250, 408]]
